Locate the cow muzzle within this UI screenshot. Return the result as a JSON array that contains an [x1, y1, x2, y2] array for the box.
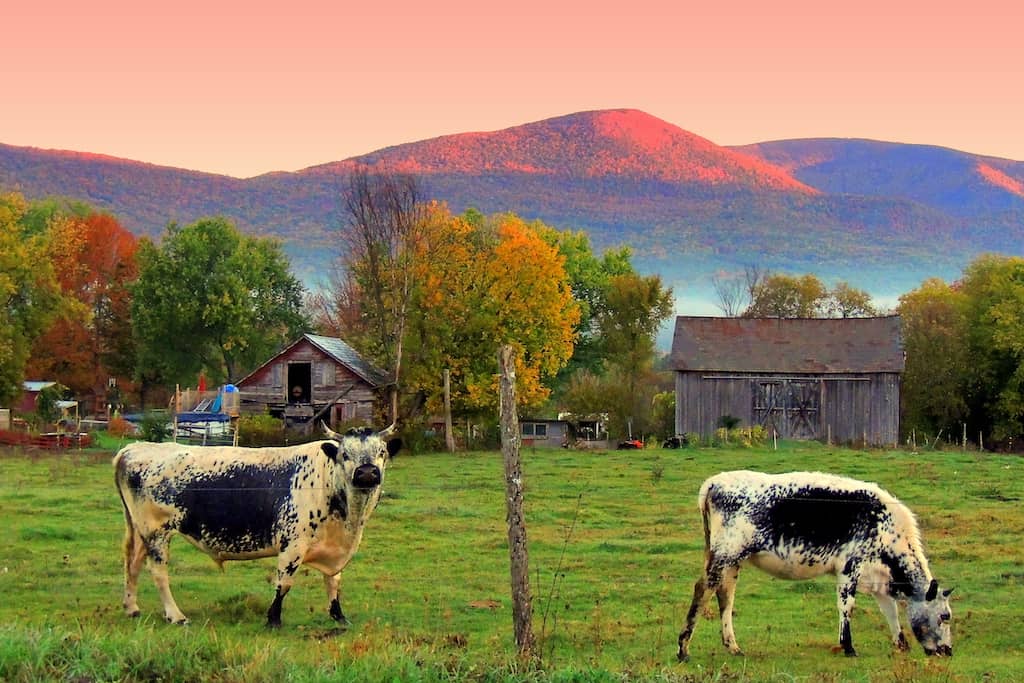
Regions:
[[925, 645, 952, 657], [352, 464, 382, 489]]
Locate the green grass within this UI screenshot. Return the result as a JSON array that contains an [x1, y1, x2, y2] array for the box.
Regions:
[[1, 441, 1023, 681]]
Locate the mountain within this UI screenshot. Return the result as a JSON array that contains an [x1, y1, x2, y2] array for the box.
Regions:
[[3, 109, 1023, 310]]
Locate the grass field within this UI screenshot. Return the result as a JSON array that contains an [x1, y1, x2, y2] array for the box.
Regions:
[[1, 439, 1022, 682]]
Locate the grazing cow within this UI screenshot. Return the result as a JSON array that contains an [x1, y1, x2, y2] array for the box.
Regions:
[[677, 470, 953, 661], [113, 423, 401, 627]]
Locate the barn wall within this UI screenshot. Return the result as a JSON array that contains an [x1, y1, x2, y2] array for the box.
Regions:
[[236, 339, 379, 422], [675, 371, 901, 446]]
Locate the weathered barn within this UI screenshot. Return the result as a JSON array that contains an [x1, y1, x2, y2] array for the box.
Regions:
[[235, 334, 388, 428], [669, 316, 904, 446]]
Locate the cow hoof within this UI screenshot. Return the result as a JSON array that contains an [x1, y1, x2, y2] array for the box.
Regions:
[[677, 652, 690, 663], [127, 610, 141, 618], [167, 617, 189, 625], [266, 620, 282, 630], [844, 649, 858, 658]]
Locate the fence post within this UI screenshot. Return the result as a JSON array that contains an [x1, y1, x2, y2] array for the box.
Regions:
[[498, 345, 535, 659]]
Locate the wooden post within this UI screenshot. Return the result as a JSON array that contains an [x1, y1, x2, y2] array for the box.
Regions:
[[498, 345, 535, 659], [443, 369, 455, 453]]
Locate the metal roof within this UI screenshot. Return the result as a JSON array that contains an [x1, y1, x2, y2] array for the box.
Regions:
[[304, 334, 389, 386], [669, 316, 904, 374]]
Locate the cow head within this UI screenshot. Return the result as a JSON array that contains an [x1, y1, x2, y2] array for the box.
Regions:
[[320, 422, 402, 492], [908, 579, 954, 656]]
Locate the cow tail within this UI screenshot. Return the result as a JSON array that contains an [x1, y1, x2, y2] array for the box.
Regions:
[[698, 481, 713, 565], [113, 450, 137, 565]]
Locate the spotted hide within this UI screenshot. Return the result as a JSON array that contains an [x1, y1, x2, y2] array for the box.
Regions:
[[676, 470, 953, 661], [113, 423, 401, 627]]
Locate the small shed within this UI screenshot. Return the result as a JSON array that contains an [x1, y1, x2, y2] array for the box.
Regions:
[[235, 334, 389, 428], [17, 381, 57, 414], [669, 316, 904, 446]]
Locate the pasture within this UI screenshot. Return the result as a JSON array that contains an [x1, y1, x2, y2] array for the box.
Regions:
[[1, 440, 1022, 682]]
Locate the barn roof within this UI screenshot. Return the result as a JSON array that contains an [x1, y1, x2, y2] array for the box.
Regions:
[[235, 334, 389, 388], [304, 334, 389, 386], [669, 316, 904, 374]]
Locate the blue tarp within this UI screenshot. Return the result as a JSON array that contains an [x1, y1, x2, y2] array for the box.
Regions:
[[175, 411, 231, 423]]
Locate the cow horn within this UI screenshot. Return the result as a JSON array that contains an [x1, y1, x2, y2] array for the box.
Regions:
[[377, 422, 397, 437], [321, 421, 342, 441]]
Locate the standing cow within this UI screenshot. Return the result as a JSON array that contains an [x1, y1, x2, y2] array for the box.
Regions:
[[677, 470, 953, 661], [113, 423, 401, 627]]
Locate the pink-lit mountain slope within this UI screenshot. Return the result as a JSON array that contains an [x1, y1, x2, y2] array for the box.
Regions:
[[306, 109, 817, 194]]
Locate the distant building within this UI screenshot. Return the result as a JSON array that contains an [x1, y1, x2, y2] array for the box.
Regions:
[[669, 316, 904, 446], [235, 334, 389, 428], [17, 381, 57, 414]]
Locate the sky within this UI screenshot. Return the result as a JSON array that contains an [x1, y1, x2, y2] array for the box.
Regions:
[[4, 0, 1022, 178]]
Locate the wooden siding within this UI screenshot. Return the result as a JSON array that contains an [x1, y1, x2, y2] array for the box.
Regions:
[[675, 371, 901, 446], [235, 338, 379, 424]]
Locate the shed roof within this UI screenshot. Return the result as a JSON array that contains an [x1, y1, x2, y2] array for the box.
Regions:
[[235, 333, 389, 388], [304, 334, 389, 386], [669, 316, 904, 374]]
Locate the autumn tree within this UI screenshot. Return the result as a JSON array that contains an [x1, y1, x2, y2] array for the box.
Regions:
[[404, 209, 580, 417], [132, 217, 306, 392], [0, 193, 63, 405], [826, 282, 878, 318], [744, 273, 828, 318], [26, 211, 139, 403]]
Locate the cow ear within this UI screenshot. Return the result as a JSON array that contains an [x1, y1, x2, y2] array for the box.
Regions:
[[386, 437, 403, 458], [320, 442, 340, 462], [925, 579, 938, 601]]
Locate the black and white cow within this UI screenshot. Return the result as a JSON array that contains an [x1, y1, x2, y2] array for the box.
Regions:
[[677, 470, 953, 661], [113, 423, 401, 627]]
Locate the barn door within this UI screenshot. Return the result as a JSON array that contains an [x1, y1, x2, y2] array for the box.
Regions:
[[785, 380, 820, 439], [751, 379, 821, 440], [752, 381, 784, 436]]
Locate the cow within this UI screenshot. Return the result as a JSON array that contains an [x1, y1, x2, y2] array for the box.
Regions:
[[113, 423, 401, 628], [676, 470, 953, 661]]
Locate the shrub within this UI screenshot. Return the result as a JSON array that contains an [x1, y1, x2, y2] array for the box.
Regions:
[[107, 416, 134, 437], [237, 414, 284, 447], [139, 412, 171, 443]]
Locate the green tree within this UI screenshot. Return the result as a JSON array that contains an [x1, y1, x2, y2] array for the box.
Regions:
[[744, 273, 828, 318], [959, 254, 1024, 440], [132, 217, 306, 390], [0, 193, 63, 405], [594, 273, 674, 437], [897, 278, 969, 438], [827, 282, 878, 318]]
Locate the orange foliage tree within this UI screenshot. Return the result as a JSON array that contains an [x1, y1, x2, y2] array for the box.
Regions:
[[403, 207, 580, 416], [26, 212, 138, 409]]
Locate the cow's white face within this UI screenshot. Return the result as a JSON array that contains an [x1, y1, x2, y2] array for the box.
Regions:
[[908, 580, 953, 656], [321, 424, 402, 493]]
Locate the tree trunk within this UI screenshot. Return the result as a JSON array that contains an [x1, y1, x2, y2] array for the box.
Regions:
[[498, 345, 535, 659], [443, 369, 456, 452]]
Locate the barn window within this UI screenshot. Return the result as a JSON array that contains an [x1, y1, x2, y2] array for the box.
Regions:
[[521, 422, 547, 438], [271, 363, 283, 388], [321, 363, 336, 386]]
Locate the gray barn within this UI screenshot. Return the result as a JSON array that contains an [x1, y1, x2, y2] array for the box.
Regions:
[[669, 316, 904, 446]]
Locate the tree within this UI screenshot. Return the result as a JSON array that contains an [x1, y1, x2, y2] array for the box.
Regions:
[[0, 193, 63, 405], [338, 167, 426, 422], [593, 273, 674, 437], [826, 282, 878, 318], [958, 254, 1024, 440], [897, 278, 969, 438], [404, 210, 581, 417], [132, 217, 306, 391], [744, 273, 828, 318], [26, 211, 139, 402]]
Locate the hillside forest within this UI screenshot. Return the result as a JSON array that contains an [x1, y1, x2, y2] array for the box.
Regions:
[[3, 169, 1024, 447]]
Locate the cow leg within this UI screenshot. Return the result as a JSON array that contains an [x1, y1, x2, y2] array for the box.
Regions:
[[324, 572, 350, 625], [836, 571, 860, 657], [678, 558, 728, 662], [145, 533, 188, 624], [716, 565, 743, 655], [874, 593, 910, 651], [267, 553, 302, 628], [122, 523, 147, 617]]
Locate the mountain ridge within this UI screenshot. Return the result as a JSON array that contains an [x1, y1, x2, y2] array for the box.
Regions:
[[2, 109, 1023, 310]]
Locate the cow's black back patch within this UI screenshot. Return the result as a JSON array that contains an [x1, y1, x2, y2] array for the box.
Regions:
[[756, 486, 886, 552], [168, 461, 300, 553]]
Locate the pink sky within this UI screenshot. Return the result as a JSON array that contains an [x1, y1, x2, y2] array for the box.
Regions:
[[4, 0, 1022, 178]]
